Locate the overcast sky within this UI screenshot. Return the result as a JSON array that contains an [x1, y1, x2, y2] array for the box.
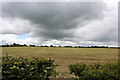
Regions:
[[0, 0, 119, 46]]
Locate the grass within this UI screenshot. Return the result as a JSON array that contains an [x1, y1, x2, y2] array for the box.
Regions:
[[2, 47, 118, 78]]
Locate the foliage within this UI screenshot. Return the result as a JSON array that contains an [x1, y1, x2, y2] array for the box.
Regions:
[[2, 42, 117, 48], [2, 55, 58, 80], [69, 62, 120, 80]]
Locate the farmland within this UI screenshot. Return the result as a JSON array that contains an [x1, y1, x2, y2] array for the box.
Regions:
[[1, 47, 118, 77]]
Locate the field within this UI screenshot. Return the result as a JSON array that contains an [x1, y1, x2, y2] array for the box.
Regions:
[[1, 47, 118, 77]]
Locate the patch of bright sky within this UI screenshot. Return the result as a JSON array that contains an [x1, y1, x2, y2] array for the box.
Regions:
[[16, 33, 29, 40]]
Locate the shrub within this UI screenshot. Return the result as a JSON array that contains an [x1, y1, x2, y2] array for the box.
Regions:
[[69, 62, 120, 80], [2, 55, 58, 80]]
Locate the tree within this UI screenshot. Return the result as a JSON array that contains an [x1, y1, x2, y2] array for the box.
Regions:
[[50, 45, 53, 47]]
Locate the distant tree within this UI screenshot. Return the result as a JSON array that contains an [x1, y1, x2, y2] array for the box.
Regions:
[[50, 45, 53, 47], [59, 45, 61, 47], [64, 46, 73, 48], [29, 45, 36, 47], [23, 44, 27, 46], [9, 44, 13, 47], [13, 43, 16, 46], [12, 43, 20, 47], [45, 45, 48, 47], [74, 46, 78, 48], [1, 44, 9, 47]]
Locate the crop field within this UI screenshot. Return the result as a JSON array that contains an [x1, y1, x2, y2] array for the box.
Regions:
[[1, 47, 118, 77]]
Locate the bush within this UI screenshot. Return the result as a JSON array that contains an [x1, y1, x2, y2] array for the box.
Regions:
[[2, 55, 58, 80], [69, 62, 120, 80]]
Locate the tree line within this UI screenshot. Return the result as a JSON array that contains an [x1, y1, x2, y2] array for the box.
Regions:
[[0, 43, 119, 48]]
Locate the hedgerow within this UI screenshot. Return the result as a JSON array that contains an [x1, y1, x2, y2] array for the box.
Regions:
[[2, 55, 120, 80], [2, 55, 57, 80], [69, 62, 120, 80]]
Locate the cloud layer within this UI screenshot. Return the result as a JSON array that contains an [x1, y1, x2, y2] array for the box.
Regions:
[[1, 2, 118, 46]]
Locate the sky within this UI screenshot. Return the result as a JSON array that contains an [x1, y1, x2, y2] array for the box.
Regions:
[[0, 0, 119, 46]]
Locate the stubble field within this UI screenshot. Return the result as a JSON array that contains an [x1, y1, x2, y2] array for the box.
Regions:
[[1, 47, 118, 77]]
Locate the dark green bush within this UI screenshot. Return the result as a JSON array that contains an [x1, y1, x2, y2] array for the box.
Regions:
[[69, 62, 120, 80], [2, 55, 58, 80]]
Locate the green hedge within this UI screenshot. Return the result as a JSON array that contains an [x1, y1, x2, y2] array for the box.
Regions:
[[2, 55, 120, 80], [2, 55, 57, 80], [69, 62, 120, 80]]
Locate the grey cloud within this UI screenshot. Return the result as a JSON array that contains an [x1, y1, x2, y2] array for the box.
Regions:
[[2, 2, 106, 40]]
